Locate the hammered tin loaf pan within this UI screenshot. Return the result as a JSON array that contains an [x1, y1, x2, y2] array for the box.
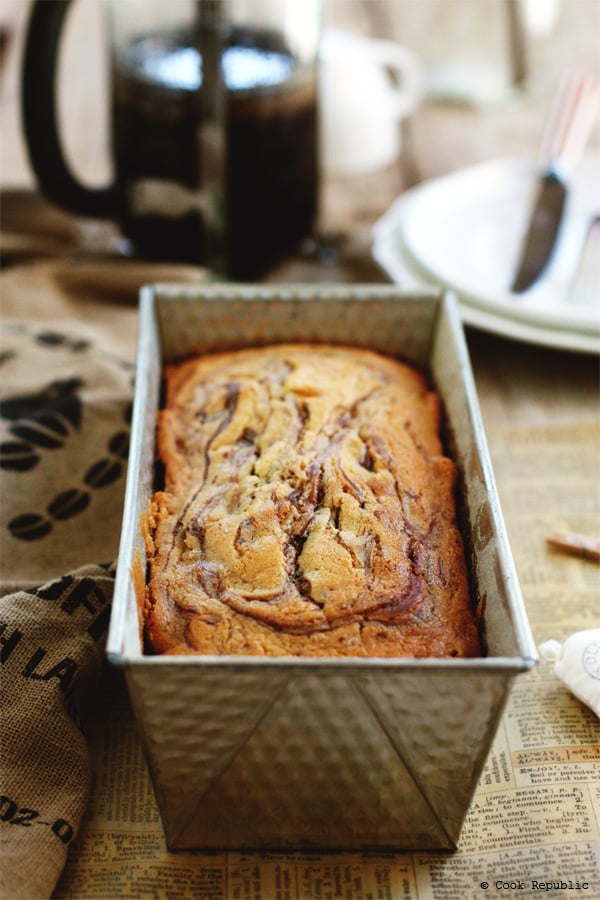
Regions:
[[108, 284, 536, 851]]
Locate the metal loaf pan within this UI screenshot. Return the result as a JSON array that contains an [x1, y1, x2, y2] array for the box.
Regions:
[[108, 284, 536, 851]]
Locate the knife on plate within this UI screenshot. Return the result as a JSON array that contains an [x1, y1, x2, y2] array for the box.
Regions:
[[512, 72, 600, 294]]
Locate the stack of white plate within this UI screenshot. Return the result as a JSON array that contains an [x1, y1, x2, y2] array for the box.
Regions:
[[372, 155, 600, 353]]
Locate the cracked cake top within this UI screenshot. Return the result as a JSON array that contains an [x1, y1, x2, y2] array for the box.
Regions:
[[143, 343, 481, 658]]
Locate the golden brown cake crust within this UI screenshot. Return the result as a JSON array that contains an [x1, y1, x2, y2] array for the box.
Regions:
[[144, 344, 481, 658]]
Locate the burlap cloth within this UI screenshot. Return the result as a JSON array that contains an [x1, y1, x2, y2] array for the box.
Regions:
[[0, 225, 206, 899]]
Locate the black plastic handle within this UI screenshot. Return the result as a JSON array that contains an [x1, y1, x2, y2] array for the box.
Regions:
[[21, 0, 119, 218]]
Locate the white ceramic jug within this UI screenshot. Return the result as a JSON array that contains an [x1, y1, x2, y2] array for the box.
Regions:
[[319, 29, 424, 177]]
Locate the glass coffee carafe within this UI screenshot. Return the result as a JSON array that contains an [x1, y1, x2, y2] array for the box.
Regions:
[[22, 0, 322, 279]]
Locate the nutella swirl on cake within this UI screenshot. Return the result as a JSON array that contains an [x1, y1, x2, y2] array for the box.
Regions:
[[144, 344, 481, 658]]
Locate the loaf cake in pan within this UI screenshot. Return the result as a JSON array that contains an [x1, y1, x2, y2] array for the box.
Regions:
[[108, 285, 536, 851], [144, 343, 481, 658]]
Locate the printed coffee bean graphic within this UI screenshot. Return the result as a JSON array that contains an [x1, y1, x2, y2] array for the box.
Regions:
[[0, 349, 17, 366], [1, 377, 83, 473], [8, 429, 129, 539], [8, 513, 52, 541], [84, 459, 122, 489], [35, 331, 65, 347], [35, 331, 90, 353], [0, 378, 82, 426], [47, 489, 90, 521], [0, 441, 39, 472], [109, 431, 129, 459], [83, 430, 130, 489], [5, 401, 131, 541], [10, 410, 69, 449], [8, 490, 90, 542]]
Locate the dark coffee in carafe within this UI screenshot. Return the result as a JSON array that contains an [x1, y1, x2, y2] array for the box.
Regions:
[[21, 1, 320, 281], [112, 28, 319, 279]]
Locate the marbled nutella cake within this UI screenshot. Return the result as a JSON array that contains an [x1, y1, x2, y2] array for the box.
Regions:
[[143, 344, 481, 657]]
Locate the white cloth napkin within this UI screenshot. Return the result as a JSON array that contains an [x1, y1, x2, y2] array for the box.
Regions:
[[539, 629, 600, 718]]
